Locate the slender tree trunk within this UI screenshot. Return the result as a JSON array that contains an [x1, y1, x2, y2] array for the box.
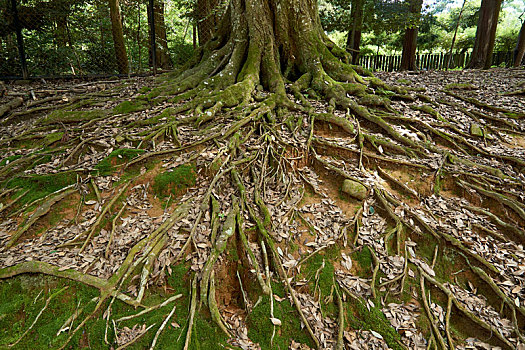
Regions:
[[447, 0, 467, 70], [514, 20, 525, 67], [196, 0, 220, 45], [467, 0, 502, 69], [55, 16, 69, 48], [400, 0, 423, 71], [346, 0, 364, 65], [109, 0, 129, 74], [147, 0, 172, 70]]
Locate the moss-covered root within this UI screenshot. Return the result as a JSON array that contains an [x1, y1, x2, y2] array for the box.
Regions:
[[183, 276, 198, 350], [209, 271, 231, 337], [419, 274, 447, 350], [232, 168, 320, 349], [334, 281, 344, 350], [5, 186, 77, 250], [200, 198, 239, 305], [419, 268, 515, 350]]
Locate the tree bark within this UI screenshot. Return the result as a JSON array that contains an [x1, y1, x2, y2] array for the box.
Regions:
[[147, 0, 172, 70], [467, 0, 502, 69], [108, 0, 129, 74], [400, 0, 423, 71], [178, 0, 362, 104], [346, 0, 364, 65], [55, 15, 69, 48], [514, 20, 525, 67], [196, 0, 220, 45]]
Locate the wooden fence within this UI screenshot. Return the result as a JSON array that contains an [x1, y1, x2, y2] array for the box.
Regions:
[[358, 50, 515, 71]]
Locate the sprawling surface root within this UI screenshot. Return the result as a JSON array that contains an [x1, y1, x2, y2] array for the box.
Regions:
[[0, 25, 525, 350]]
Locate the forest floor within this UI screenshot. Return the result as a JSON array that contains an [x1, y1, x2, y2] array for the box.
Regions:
[[0, 68, 524, 350]]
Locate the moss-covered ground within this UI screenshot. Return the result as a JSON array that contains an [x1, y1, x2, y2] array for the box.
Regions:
[[0, 263, 233, 350]]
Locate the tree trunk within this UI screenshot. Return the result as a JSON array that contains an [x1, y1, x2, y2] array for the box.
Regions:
[[176, 0, 365, 109], [467, 0, 502, 69], [514, 20, 525, 67], [55, 16, 69, 48], [346, 0, 364, 65], [196, 0, 220, 45], [108, 0, 129, 74], [147, 0, 172, 70], [400, 0, 423, 71]]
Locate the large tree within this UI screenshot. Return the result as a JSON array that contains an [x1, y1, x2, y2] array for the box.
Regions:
[[467, 0, 502, 69], [400, 0, 423, 71], [172, 0, 383, 119]]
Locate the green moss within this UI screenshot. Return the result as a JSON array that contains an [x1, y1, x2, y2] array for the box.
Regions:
[[0, 155, 22, 167], [152, 164, 196, 198], [0, 275, 99, 349], [410, 104, 443, 121], [43, 132, 64, 146], [396, 78, 412, 85], [138, 86, 152, 94], [304, 253, 336, 297], [113, 100, 148, 114], [129, 108, 174, 128], [247, 294, 314, 349], [39, 110, 105, 125], [352, 246, 372, 274], [445, 83, 476, 90], [503, 111, 522, 119], [359, 94, 390, 107], [94, 148, 146, 175], [349, 300, 403, 350], [0, 263, 233, 350], [226, 241, 240, 263], [6, 172, 77, 206]]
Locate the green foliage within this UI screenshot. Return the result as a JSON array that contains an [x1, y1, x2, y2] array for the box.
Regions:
[[152, 164, 196, 198], [169, 37, 196, 66], [94, 148, 146, 175]]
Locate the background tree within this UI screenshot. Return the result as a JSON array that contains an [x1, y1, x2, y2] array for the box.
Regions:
[[400, 0, 423, 70], [108, 0, 129, 74], [468, 0, 503, 68], [513, 16, 525, 66], [147, 0, 172, 69], [196, 0, 221, 45], [346, 0, 364, 64]]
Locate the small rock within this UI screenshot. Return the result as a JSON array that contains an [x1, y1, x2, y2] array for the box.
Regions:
[[341, 179, 367, 200], [470, 123, 484, 137]]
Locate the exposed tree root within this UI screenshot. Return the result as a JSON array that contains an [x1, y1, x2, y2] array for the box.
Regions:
[[1, 14, 525, 350]]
